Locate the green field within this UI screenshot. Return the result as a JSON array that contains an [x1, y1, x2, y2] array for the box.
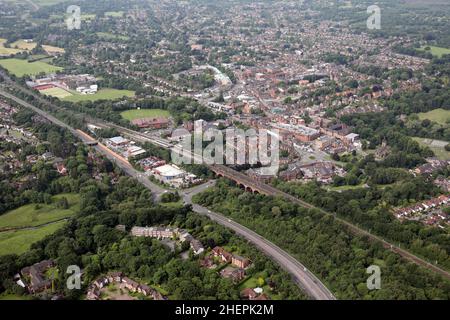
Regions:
[[10, 39, 36, 51], [417, 108, 450, 125], [412, 137, 450, 161], [40, 87, 73, 99], [42, 44, 65, 54], [418, 46, 450, 58], [96, 32, 130, 41], [105, 11, 125, 17], [0, 293, 32, 300], [120, 109, 171, 121], [0, 58, 63, 77], [0, 194, 79, 230], [81, 14, 97, 20], [0, 221, 66, 256], [10, 40, 37, 51], [0, 38, 23, 56], [62, 88, 135, 102], [325, 184, 367, 192], [34, 0, 68, 5]]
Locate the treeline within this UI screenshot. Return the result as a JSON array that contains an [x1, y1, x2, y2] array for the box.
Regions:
[[0, 175, 304, 300], [193, 180, 450, 300], [0, 112, 83, 215], [275, 178, 450, 270]]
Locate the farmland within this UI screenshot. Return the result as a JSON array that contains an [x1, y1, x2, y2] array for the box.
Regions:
[[42, 45, 65, 54], [10, 40, 36, 51], [0, 38, 23, 56], [120, 109, 171, 121], [0, 58, 63, 77]]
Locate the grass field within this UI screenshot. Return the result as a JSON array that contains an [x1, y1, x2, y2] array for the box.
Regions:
[[62, 88, 135, 102], [0, 38, 23, 56], [120, 109, 171, 121], [42, 44, 65, 54], [96, 32, 130, 41], [417, 108, 450, 125], [81, 14, 97, 20], [0, 58, 63, 77], [105, 11, 125, 17], [412, 137, 450, 161], [325, 184, 368, 192], [0, 194, 80, 230], [0, 293, 32, 300], [418, 46, 450, 58], [34, 0, 68, 5], [10, 40, 37, 51], [40, 87, 73, 99], [0, 221, 66, 256], [28, 54, 50, 61]]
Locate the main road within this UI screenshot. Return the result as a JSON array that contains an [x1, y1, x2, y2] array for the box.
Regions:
[[0, 88, 336, 300]]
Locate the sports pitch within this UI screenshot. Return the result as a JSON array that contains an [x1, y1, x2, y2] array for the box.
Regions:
[[40, 87, 73, 99], [120, 109, 171, 121], [62, 88, 135, 102]]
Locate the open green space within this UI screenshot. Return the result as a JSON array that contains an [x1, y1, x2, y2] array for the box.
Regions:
[[81, 14, 97, 20], [418, 46, 450, 58], [62, 88, 135, 102], [0, 38, 23, 56], [96, 32, 130, 41], [325, 184, 368, 192], [41, 44, 65, 54], [0, 293, 32, 300], [0, 193, 80, 230], [417, 108, 450, 125], [0, 220, 66, 256], [0, 58, 63, 77], [120, 109, 171, 121], [40, 87, 73, 99], [10, 39, 36, 51], [34, 0, 68, 5], [412, 137, 450, 161], [105, 11, 125, 17]]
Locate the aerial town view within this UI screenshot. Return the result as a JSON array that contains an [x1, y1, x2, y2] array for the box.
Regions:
[[0, 0, 449, 316]]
